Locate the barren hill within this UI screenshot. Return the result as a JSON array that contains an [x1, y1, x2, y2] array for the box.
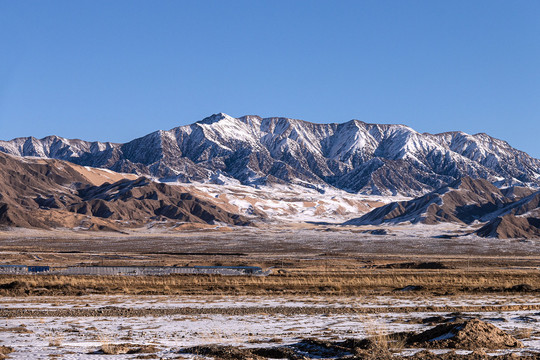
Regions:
[[476, 214, 540, 239], [474, 191, 540, 238], [344, 176, 540, 239], [0, 152, 250, 231], [344, 177, 512, 226]]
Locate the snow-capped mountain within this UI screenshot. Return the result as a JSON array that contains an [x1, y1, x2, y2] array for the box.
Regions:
[[1, 113, 539, 196]]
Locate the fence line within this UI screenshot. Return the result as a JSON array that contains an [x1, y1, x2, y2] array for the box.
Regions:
[[0, 265, 269, 276]]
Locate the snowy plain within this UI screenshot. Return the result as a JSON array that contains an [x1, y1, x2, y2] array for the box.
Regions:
[[1, 295, 539, 359]]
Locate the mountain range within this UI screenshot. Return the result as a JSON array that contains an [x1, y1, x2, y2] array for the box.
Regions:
[[1, 113, 540, 238], [1, 113, 539, 196]]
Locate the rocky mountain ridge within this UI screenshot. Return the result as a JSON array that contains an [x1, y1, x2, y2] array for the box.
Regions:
[[1, 113, 539, 196], [1, 148, 539, 237], [344, 177, 540, 238]]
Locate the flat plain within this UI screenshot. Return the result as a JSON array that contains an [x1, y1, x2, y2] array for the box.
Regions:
[[0, 224, 539, 359]]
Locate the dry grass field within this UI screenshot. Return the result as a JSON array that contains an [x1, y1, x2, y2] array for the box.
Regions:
[[0, 227, 539, 358], [0, 225, 538, 297], [0, 268, 538, 297]]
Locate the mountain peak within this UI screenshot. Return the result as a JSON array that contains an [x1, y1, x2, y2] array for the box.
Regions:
[[1, 114, 539, 196], [197, 112, 234, 125]]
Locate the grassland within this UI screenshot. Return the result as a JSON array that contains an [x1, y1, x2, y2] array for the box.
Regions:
[[0, 267, 538, 297], [0, 228, 538, 358], [0, 225, 538, 297]]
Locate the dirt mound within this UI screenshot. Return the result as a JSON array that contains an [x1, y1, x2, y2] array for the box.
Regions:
[[476, 214, 540, 239], [407, 318, 523, 349], [292, 339, 352, 358], [93, 343, 157, 355], [0, 346, 13, 360], [183, 336, 409, 360], [250, 347, 304, 360], [402, 349, 527, 359], [181, 345, 265, 360], [378, 261, 449, 269], [182, 341, 355, 360], [0, 346, 13, 355], [182, 341, 539, 360], [509, 284, 535, 292], [420, 316, 448, 324]]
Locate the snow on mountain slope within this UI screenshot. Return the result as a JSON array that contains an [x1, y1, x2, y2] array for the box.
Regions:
[[343, 177, 512, 226], [342, 175, 540, 239], [176, 182, 388, 223], [1, 113, 539, 196]]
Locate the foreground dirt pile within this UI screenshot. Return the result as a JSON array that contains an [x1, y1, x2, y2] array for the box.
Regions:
[[180, 319, 528, 359], [400, 350, 537, 359], [92, 343, 157, 355], [182, 345, 267, 360], [0, 346, 13, 360], [407, 318, 523, 350], [181, 344, 536, 360]]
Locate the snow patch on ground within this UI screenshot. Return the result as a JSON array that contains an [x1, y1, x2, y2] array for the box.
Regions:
[[0, 295, 539, 359], [168, 182, 405, 223]]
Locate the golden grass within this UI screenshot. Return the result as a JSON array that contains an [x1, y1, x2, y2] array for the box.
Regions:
[[0, 268, 538, 296]]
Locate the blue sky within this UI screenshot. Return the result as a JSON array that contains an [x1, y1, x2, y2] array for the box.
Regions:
[[1, 1, 539, 157]]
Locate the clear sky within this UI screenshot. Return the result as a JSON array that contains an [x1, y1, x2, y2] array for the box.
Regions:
[[1, 1, 539, 157]]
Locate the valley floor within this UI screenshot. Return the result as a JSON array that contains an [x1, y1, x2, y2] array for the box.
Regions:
[[0, 226, 538, 358], [0, 294, 539, 359]]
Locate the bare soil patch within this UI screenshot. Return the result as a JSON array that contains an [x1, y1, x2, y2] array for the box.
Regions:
[[176, 317, 537, 359], [0, 346, 13, 358], [92, 343, 158, 355]]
